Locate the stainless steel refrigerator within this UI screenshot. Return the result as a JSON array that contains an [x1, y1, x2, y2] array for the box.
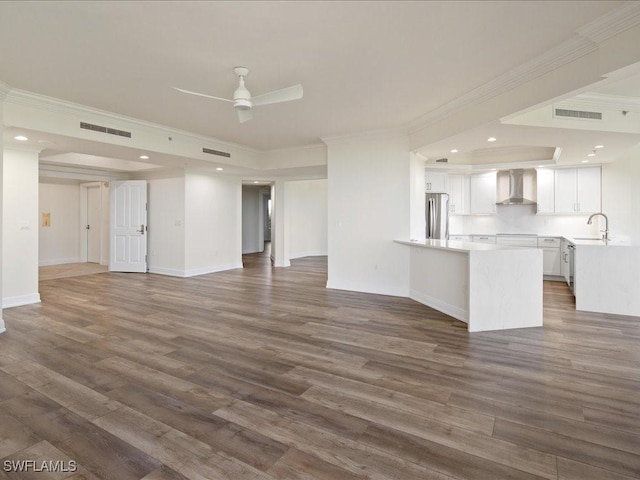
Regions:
[[425, 193, 449, 239]]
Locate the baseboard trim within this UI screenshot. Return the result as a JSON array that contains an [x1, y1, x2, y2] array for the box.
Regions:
[[148, 267, 187, 277], [3, 293, 42, 309], [326, 280, 408, 298], [0, 318, 5, 334], [149, 263, 245, 278], [39, 257, 82, 267], [184, 262, 244, 278], [289, 251, 328, 260], [410, 289, 468, 323]]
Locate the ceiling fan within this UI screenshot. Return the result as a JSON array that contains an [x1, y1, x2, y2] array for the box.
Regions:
[[173, 67, 303, 123]]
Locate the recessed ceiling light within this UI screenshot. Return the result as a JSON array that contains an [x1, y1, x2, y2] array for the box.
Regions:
[[537, 165, 545, 168], [139, 155, 149, 160], [253, 181, 259, 184], [216, 167, 223, 171], [487, 137, 497, 142], [587, 152, 596, 157], [582, 160, 590, 163], [14, 135, 28, 141], [450, 149, 458, 153], [594, 145, 604, 149]]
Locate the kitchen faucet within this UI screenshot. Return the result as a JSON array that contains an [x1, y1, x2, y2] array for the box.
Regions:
[[587, 212, 609, 241]]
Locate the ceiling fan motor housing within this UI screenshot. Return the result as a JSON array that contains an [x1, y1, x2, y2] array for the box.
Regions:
[[234, 98, 252, 111]]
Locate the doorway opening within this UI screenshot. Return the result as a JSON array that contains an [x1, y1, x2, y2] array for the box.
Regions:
[[242, 184, 272, 261]]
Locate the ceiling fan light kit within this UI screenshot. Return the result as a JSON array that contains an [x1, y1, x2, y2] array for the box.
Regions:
[[174, 66, 303, 124]]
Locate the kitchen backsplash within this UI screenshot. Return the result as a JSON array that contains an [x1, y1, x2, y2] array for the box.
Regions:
[[449, 204, 602, 236]]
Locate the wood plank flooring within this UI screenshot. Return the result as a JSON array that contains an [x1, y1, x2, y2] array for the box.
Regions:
[[1, 250, 639, 479]]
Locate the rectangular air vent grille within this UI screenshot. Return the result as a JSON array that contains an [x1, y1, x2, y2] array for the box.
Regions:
[[80, 122, 132, 138], [202, 147, 231, 158], [554, 108, 602, 120], [435, 158, 449, 163]]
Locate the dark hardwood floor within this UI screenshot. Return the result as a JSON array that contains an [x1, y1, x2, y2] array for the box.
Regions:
[[1, 249, 639, 479]]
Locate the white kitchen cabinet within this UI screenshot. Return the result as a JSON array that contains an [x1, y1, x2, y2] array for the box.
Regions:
[[576, 167, 601, 213], [561, 238, 572, 286], [425, 171, 448, 193], [447, 174, 468, 214], [450, 234, 471, 241], [469, 172, 496, 215], [554, 167, 601, 214], [538, 237, 561, 276], [471, 235, 496, 244], [536, 168, 555, 214]]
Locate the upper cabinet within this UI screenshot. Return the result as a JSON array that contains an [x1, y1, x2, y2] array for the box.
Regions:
[[554, 166, 601, 214], [469, 171, 497, 215], [536, 168, 555, 214], [447, 174, 468, 215], [536, 166, 601, 214], [425, 171, 448, 193]]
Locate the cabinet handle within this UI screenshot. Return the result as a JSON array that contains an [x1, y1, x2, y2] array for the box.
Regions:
[[544, 238, 554, 242]]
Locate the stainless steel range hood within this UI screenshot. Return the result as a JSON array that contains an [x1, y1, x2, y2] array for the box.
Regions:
[[496, 169, 537, 205]]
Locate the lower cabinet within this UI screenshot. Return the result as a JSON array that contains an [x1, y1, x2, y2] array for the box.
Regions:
[[471, 235, 496, 244], [537, 237, 561, 276]]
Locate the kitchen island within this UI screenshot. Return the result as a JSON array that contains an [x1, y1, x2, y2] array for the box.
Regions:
[[396, 239, 543, 332], [567, 237, 640, 317]]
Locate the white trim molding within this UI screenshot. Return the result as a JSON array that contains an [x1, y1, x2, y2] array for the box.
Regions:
[[3, 293, 41, 309], [184, 262, 243, 277], [289, 251, 328, 260], [39, 257, 82, 267], [0, 318, 6, 334], [408, 2, 640, 135], [149, 262, 244, 278]]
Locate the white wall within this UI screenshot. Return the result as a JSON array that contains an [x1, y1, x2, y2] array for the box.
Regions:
[[147, 176, 186, 276], [271, 180, 289, 267], [39, 181, 81, 266], [287, 179, 328, 259], [242, 186, 261, 254], [602, 145, 640, 244], [3, 148, 40, 308], [450, 204, 601, 237], [0, 104, 4, 332], [184, 172, 242, 276], [326, 132, 411, 296]]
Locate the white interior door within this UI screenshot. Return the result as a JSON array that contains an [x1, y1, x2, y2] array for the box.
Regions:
[[86, 185, 101, 263], [110, 180, 147, 273]]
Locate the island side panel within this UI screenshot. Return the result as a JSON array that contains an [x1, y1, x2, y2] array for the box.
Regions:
[[409, 246, 469, 323], [575, 245, 640, 316], [468, 249, 543, 332]]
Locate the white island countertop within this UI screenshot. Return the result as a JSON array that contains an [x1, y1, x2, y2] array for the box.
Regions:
[[395, 238, 528, 252], [396, 239, 542, 332]]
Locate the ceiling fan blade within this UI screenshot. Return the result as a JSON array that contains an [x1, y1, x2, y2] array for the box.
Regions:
[[172, 86, 233, 103], [237, 109, 253, 123], [251, 84, 303, 107]]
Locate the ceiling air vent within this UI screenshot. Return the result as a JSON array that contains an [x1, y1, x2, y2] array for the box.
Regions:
[[435, 158, 449, 163], [202, 147, 231, 158], [80, 122, 132, 138], [554, 108, 602, 120]]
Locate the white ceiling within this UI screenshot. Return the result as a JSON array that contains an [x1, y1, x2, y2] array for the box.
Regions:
[[1, 1, 639, 170]]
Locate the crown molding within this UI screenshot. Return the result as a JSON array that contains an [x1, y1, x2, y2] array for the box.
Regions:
[[4, 87, 263, 155], [321, 126, 409, 146], [0, 81, 10, 101], [267, 142, 326, 154], [408, 2, 640, 136], [408, 34, 598, 134], [558, 92, 640, 112], [576, 1, 640, 44]]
